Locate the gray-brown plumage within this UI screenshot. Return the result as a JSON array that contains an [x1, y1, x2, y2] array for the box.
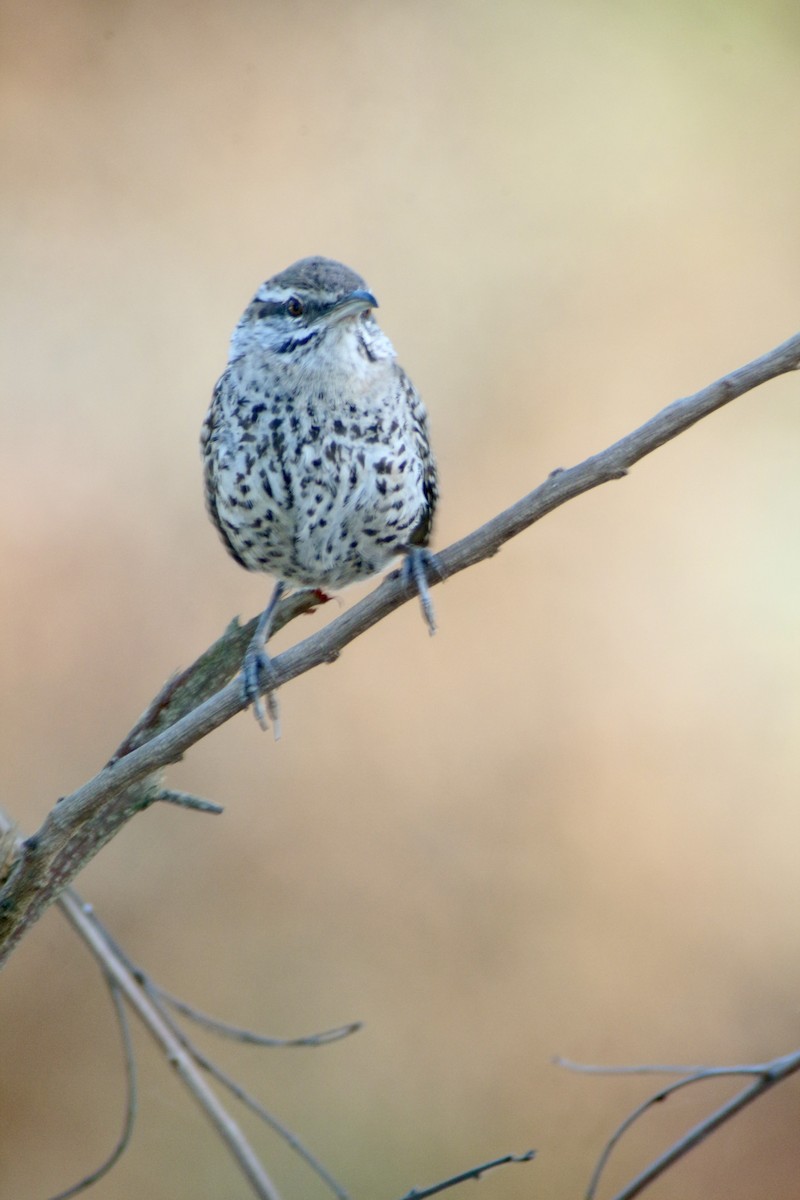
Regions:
[[202, 256, 439, 727]]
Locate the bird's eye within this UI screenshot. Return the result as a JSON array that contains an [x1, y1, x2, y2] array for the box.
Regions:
[[286, 296, 304, 318]]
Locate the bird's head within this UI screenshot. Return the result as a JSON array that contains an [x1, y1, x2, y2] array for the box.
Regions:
[[228, 256, 382, 362]]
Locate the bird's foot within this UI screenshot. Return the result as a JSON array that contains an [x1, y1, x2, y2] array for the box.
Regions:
[[402, 546, 445, 635], [242, 580, 286, 735], [242, 641, 281, 736]]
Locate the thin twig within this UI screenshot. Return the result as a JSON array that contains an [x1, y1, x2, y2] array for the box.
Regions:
[[584, 1071, 742, 1200], [152, 1001, 352, 1200], [154, 985, 361, 1047], [153, 788, 224, 815], [195, 1052, 351, 1200], [57, 890, 284, 1200], [563, 1049, 800, 1200], [555, 1056, 766, 1078], [607, 1057, 800, 1200], [396, 1151, 536, 1200], [55, 894, 356, 1199], [1, 331, 799, 962], [47, 981, 136, 1200], [92, 913, 362, 1049]]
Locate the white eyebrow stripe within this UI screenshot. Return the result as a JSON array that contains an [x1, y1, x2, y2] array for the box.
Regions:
[[254, 286, 297, 303]]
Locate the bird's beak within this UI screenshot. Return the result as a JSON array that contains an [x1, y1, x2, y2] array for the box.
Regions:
[[328, 289, 379, 323]]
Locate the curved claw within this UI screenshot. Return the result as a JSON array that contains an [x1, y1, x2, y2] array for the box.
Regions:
[[242, 579, 286, 735], [242, 644, 280, 735]]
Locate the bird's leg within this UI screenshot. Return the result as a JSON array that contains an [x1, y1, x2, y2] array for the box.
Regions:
[[243, 580, 286, 733], [402, 546, 445, 636]]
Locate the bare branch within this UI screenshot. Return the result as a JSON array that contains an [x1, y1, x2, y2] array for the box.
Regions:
[[1, 331, 798, 964], [555, 1055, 765, 1078], [108, 589, 329, 764], [57, 890, 284, 1200], [51, 893, 359, 1199], [563, 1049, 800, 1200], [154, 987, 362, 1047], [152, 788, 224, 815], [91, 914, 362, 1049], [47, 981, 136, 1200], [163, 1020, 353, 1200], [396, 1151, 536, 1200]]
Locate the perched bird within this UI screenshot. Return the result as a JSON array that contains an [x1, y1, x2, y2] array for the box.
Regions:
[[202, 256, 440, 728]]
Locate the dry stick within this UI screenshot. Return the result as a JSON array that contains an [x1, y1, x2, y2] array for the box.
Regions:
[[153, 986, 361, 1047], [57, 890, 284, 1200], [53, 890, 360, 1199], [48, 980, 136, 1200], [158, 1021, 353, 1200], [600, 1052, 800, 1200], [1, 330, 799, 967], [396, 1151, 536, 1200], [584, 1069, 768, 1199], [556, 1052, 800, 1199]]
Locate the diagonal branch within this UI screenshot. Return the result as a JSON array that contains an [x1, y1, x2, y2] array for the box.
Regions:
[[606, 1056, 800, 1200], [1, 331, 798, 966], [395, 1151, 536, 1200], [57, 890, 285, 1200], [559, 1049, 800, 1200]]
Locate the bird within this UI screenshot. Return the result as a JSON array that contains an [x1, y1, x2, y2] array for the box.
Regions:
[[201, 255, 440, 730]]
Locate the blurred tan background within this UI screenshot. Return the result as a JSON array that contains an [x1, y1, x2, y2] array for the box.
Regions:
[[2, 1, 800, 1197]]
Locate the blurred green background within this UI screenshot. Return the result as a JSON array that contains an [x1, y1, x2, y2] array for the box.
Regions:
[[2, 1, 800, 1197]]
